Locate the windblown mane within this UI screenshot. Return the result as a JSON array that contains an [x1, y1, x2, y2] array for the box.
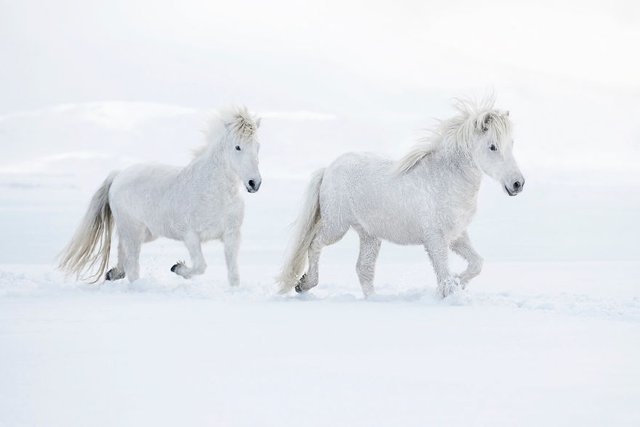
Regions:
[[193, 106, 260, 157], [394, 96, 511, 174]]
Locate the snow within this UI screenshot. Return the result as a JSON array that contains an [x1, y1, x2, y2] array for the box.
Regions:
[[1, 255, 639, 426]]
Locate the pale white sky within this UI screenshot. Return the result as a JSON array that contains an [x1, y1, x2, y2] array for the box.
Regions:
[[1, 0, 639, 112]]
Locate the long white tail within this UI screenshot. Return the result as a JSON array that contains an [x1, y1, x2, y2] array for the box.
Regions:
[[277, 168, 325, 293], [58, 172, 117, 282]]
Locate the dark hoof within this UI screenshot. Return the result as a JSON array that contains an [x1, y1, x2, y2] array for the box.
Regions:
[[171, 261, 186, 273], [294, 273, 307, 293], [105, 268, 124, 281]]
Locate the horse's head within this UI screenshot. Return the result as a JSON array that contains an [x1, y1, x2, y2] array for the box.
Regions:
[[471, 110, 524, 196], [223, 108, 262, 193]]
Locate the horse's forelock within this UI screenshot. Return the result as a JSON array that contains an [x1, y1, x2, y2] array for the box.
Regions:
[[222, 106, 259, 140], [482, 110, 512, 147], [456, 97, 511, 148], [194, 106, 260, 159]]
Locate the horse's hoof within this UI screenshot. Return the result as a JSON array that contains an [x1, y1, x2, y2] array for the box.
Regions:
[[439, 277, 462, 298], [171, 260, 186, 274], [294, 274, 307, 293], [105, 268, 124, 281]]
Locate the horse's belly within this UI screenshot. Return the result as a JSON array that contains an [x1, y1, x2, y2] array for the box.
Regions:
[[377, 229, 424, 246], [357, 214, 425, 245], [199, 224, 224, 241]]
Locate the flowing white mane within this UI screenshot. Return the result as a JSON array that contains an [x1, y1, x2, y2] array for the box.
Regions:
[[394, 96, 512, 174], [194, 106, 260, 157]]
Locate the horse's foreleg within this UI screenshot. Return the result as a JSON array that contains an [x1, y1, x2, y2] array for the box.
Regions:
[[172, 233, 206, 279], [355, 230, 381, 298], [450, 231, 483, 289], [424, 233, 458, 297], [223, 230, 240, 287]]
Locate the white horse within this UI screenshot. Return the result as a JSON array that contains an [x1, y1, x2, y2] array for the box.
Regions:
[[278, 98, 524, 297], [59, 106, 262, 285]]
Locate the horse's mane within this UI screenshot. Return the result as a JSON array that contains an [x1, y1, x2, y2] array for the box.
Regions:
[[194, 106, 260, 157], [394, 95, 511, 174]]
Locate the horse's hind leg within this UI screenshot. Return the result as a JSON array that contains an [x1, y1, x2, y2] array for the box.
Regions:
[[295, 221, 348, 293], [115, 223, 144, 282], [171, 232, 207, 279], [355, 228, 381, 298], [105, 240, 126, 281]]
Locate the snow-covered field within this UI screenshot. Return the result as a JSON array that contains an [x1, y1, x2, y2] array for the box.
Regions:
[[1, 259, 639, 426]]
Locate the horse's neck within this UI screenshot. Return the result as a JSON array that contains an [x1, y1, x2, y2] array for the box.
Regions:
[[419, 145, 482, 192], [181, 142, 237, 192]]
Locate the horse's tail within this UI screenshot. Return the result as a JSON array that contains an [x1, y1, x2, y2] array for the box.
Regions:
[[58, 172, 117, 283], [277, 168, 325, 293]]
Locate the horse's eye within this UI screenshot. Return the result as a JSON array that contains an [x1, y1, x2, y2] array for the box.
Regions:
[[235, 146, 241, 151], [489, 144, 497, 152]]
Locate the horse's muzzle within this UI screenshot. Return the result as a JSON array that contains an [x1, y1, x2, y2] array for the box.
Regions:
[[505, 179, 524, 196], [246, 179, 262, 193]]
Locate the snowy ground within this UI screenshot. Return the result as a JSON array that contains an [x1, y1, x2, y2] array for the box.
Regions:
[[1, 255, 639, 426]]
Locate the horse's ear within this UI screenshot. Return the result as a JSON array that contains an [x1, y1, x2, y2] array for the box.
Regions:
[[504, 110, 510, 117], [255, 118, 261, 129], [476, 114, 492, 133]]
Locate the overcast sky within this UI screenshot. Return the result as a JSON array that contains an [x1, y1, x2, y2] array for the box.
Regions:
[[1, 0, 639, 112]]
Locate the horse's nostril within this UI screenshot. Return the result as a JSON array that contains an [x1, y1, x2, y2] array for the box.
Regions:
[[513, 181, 521, 190], [248, 180, 255, 189]]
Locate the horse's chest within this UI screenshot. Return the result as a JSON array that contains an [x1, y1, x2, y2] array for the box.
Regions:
[[190, 192, 243, 240], [441, 196, 477, 238]]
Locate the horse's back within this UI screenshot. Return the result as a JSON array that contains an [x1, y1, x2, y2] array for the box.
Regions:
[[321, 152, 391, 207], [321, 152, 421, 243], [111, 163, 179, 190]]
